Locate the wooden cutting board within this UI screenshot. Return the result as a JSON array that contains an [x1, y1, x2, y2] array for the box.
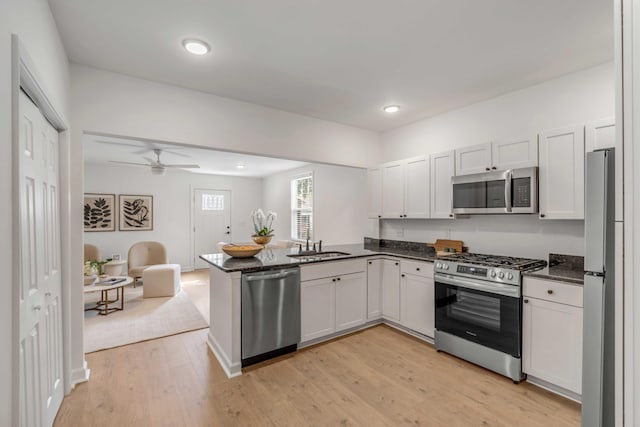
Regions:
[[427, 239, 463, 254]]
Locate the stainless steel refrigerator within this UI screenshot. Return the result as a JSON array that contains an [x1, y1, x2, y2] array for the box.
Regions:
[[582, 148, 615, 427]]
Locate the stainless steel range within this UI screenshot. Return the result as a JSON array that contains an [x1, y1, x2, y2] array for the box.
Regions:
[[433, 253, 546, 382]]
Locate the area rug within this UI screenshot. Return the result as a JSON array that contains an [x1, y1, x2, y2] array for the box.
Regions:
[[84, 283, 209, 353]]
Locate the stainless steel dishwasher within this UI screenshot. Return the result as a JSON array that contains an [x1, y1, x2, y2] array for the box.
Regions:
[[241, 267, 301, 366]]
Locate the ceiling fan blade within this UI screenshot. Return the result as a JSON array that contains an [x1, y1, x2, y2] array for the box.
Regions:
[[108, 160, 152, 167], [132, 147, 191, 158], [142, 157, 157, 164], [163, 164, 201, 168], [96, 140, 144, 149]]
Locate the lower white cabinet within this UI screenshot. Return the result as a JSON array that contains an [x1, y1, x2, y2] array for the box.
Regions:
[[366, 259, 382, 319], [335, 272, 367, 332], [301, 277, 336, 342], [300, 261, 366, 343], [381, 259, 401, 321], [522, 277, 583, 395], [400, 260, 435, 337]]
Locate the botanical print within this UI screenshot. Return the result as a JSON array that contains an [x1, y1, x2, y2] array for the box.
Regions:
[[119, 195, 153, 231], [84, 193, 115, 232]]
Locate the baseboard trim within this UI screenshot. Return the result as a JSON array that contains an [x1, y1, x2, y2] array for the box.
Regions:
[[70, 361, 90, 389], [526, 375, 582, 403], [207, 333, 242, 378]]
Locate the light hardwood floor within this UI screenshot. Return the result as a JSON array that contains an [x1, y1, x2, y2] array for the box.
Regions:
[[55, 324, 580, 426]]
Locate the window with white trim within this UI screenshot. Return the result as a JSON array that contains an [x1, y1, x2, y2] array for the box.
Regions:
[[202, 194, 224, 211], [291, 173, 313, 240]]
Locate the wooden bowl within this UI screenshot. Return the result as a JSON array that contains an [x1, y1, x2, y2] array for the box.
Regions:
[[222, 244, 263, 258]]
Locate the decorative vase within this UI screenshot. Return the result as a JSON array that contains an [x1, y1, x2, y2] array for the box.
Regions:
[[83, 274, 98, 286], [251, 234, 273, 245]]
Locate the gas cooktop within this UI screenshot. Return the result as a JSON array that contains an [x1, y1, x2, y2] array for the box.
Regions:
[[438, 252, 547, 271]]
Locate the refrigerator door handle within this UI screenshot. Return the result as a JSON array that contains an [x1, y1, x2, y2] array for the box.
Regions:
[[584, 151, 607, 273]]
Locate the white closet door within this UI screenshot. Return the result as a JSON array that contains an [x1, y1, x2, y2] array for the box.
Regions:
[[19, 91, 64, 427]]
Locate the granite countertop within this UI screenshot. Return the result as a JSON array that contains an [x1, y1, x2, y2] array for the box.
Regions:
[[199, 243, 438, 273], [523, 254, 584, 285]]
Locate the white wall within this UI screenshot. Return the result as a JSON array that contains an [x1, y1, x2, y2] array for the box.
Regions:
[[70, 64, 381, 168], [0, 1, 71, 425], [84, 163, 263, 271], [262, 163, 367, 245], [381, 62, 614, 160], [375, 63, 615, 259]]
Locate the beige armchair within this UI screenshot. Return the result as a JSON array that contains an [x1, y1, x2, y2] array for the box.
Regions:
[[127, 241, 168, 287], [84, 244, 101, 262]]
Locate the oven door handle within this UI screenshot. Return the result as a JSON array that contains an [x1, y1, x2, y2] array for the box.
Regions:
[[435, 274, 520, 298], [505, 169, 513, 213]]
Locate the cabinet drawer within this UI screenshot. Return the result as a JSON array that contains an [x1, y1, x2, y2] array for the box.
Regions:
[[301, 259, 367, 282], [523, 277, 583, 307], [400, 259, 433, 278]]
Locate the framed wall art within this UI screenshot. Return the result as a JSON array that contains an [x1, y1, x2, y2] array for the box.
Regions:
[[119, 194, 153, 231], [84, 193, 116, 232]]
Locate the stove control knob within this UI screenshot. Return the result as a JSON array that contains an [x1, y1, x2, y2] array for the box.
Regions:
[[498, 271, 505, 279], [436, 262, 442, 269], [444, 264, 449, 270], [490, 271, 497, 278], [507, 272, 514, 280]]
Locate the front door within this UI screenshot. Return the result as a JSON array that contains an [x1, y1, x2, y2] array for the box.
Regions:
[[18, 90, 64, 427], [193, 189, 231, 269]]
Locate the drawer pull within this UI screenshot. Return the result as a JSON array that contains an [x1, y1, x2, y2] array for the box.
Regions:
[[524, 299, 529, 303], [395, 262, 399, 266], [547, 289, 554, 295]]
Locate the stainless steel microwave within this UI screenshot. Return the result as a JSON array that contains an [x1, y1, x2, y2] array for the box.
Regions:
[[451, 167, 538, 214]]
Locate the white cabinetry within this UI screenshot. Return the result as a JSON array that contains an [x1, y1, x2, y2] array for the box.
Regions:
[[400, 260, 435, 337], [538, 125, 585, 219], [522, 277, 583, 395], [430, 150, 455, 219], [455, 138, 538, 176], [585, 117, 615, 152], [367, 167, 382, 219], [366, 259, 382, 319], [381, 156, 429, 219], [381, 259, 401, 321], [300, 259, 367, 343]]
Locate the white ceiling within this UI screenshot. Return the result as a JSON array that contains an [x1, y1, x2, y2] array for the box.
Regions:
[[84, 133, 309, 177], [50, 1, 613, 132]]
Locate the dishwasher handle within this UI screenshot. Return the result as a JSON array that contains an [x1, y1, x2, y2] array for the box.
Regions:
[[244, 270, 297, 282]]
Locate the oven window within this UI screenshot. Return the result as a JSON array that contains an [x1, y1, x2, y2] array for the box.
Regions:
[[453, 182, 486, 208], [435, 282, 521, 357], [448, 289, 500, 331]]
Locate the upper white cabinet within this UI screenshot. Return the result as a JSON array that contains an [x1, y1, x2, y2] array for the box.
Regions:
[[538, 125, 585, 219], [492, 136, 538, 170], [430, 150, 455, 219], [585, 117, 615, 152], [455, 138, 538, 176], [367, 167, 382, 219], [381, 160, 405, 218], [455, 143, 492, 175], [381, 156, 429, 219]]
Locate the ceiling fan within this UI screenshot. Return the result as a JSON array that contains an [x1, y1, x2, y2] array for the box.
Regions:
[[109, 149, 200, 175]]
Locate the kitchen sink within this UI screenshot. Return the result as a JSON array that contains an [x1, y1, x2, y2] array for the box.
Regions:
[[287, 251, 350, 260]]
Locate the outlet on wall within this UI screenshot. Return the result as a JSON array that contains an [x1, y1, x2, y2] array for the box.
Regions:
[[396, 228, 404, 237]]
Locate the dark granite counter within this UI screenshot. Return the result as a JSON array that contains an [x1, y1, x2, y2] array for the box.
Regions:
[[199, 243, 437, 273], [523, 254, 584, 285]]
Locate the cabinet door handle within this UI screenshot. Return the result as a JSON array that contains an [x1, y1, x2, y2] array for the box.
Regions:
[[368, 261, 372, 265], [449, 214, 454, 218], [337, 277, 341, 281], [395, 262, 399, 266], [485, 167, 490, 171], [401, 274, 405, 278], [378, 215, 381, 218], [540, 214, 546, 218], [491, 166, 497, 170], [547, 289, 554, 295], [416, 267, 420, 271], [524, 299, 529, 304], [332, 278, 336, 282]]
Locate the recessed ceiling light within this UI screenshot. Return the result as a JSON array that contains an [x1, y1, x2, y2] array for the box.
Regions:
[[383, 105, 400, 113], [182, 39, 211, 55]]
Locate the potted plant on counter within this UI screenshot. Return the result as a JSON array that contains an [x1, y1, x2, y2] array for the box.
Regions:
[[251, 209, 277, 245]]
